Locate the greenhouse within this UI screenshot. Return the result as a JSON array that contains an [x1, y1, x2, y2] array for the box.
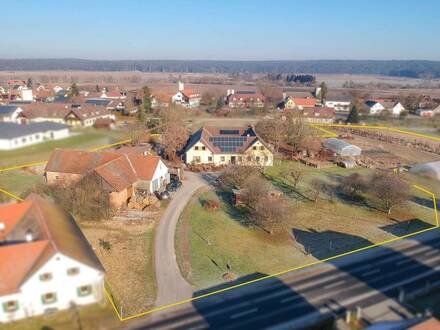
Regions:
[[323, 138, 362, 157], [409, 160, 440, 181]]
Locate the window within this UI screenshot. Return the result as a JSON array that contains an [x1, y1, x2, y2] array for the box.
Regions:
[[41, 292, 57, 304], [77, 285, 92, 297], [201, 146, 206, 151], [2, 301, 18, 313], [256, 156, 261, 162], [67, 267, 80, 276], [247, 156, 252, 161], [193, 156, 201, 163], [253, 146, 257, 150], [238, 156, 242, 162], [208, 156, 213, 162], [39, 273, 53, 282], [260, 146, 264, 150], [264, 156, 269, 161], [220, 156, 225, 162], [194, 146, 199, 151]]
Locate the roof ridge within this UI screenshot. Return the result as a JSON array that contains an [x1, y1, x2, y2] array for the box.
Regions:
[[124, 154, 138, 179]]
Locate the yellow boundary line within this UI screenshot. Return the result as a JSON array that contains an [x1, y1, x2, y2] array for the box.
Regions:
[[0, 125, 438, 322]]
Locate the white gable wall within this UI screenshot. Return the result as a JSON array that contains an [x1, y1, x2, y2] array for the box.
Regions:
[[0, 252, 104, 322]]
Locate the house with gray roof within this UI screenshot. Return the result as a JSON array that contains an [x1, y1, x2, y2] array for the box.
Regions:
[[0, 105, 23, 122], [0, 122, 70, 150]]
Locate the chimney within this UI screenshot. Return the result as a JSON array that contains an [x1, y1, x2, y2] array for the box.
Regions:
[[178, 81, 184, 91], [231, 89, 235, 95], [227, 89, 231, 96], [282, 92, 287, 100]]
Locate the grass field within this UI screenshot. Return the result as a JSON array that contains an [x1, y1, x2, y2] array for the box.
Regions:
[[176, 161, 437, 290], [0, 303, 119, 330], [0, 128, 129, 168], [0, 170, 44, 197]]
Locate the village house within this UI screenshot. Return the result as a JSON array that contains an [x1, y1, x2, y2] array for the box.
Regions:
[[365, 100, 385, 114], [0, 122, 70, 150], [225, 90, 265, 108], [324, 98, 351, 112], [171, 81, 201, 108], [151, 92, 171, 109], [382, 101, 405, 115], [19, 103, 115, 127], [44, 149, 170, 207], [301, 107, 335, 124], [185, 126, 273, 166], [277, 94, 319, 110], [0, 105, 24, 122], [0, 194, 104, 323]]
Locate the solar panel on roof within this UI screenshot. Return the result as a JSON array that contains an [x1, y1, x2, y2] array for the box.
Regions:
[[219, 129, 240, 135]]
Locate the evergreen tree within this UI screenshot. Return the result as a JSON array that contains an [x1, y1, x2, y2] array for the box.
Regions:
[[319, 82, 328, 102], [26, 78, 33, 88], [95, 84, 100, 92], [138, 85, 152, 122], [346, 105, 360, 123], [68, 83, 79, 97]]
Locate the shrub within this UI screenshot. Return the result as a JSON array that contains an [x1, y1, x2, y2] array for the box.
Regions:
[[203, 199, 220, 211]]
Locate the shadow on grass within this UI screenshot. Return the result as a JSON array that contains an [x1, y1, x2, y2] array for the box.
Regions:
[[411, 196, 440, 210], [263, 173, 311, 202], [210, 189, 256, 227], [192, 273, 333, 330], [293, 228, 374, 260], [380, 219, 435, 237]]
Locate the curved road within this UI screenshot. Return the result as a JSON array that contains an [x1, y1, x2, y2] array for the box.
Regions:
[[154, 172, 207, 308]]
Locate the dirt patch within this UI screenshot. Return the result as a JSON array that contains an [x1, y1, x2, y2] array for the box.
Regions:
[[80, 218, 157, 317]]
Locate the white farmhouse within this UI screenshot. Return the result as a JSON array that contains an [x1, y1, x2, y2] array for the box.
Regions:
[[383, 101, 405, 116], [0, 122, 70, 150], [185, 126, 273, 166], [325, 100, 351, 112], [0, 195, 104, 323], [171, 81, 201, 108], [365, 100, 385, 115]]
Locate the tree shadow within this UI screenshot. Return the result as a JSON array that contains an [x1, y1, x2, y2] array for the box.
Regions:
[[210, 189, 256, 227], [380, 219, 434, 237], [191, 273, 334, 330], [263, 173, 311, 202], [293, 228, 374, 260], [411, 196, 440, 210]]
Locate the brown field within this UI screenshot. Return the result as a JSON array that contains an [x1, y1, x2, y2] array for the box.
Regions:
[[2, 71, 439, 97]]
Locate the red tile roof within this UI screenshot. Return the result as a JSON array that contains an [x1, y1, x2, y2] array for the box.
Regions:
[[0, 201, 33, 240], [0, 240, 53, 295], [291, 97, 318, 107], [46, 149, 163, 192], [0, 194, 104, 295]]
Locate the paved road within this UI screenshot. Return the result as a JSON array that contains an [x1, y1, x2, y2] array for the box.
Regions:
[[154, 172, 207, 308], [131, 228, 440, 329]]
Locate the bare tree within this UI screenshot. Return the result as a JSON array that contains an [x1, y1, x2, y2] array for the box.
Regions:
[[310, 179, 324, 203], [284, 110, 307, 152], [282, 165, 304, 190], [369, 172, 410, 214], [161, 121, 189, 161], [339, 173, 367, 199], [250, 197, 292, 235]]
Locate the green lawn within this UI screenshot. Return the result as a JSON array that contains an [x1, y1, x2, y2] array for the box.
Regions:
[[0, 128, 129, 168], [0, 303, 120, 330], [0, 170, 44, 197], [176, 160, 437, 290]]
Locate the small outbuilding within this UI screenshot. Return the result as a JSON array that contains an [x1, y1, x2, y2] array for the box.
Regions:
[[409, 161, 440, 181], [323, 138, 362, 157]]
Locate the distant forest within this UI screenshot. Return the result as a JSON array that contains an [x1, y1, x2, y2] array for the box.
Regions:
[[1, 59, 440, 78]]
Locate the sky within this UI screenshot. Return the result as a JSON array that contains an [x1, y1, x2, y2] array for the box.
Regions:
[[1, 0, 439, 61]]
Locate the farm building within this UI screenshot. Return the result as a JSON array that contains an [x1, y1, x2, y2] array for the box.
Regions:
[[323, 138, 362, 157], [409, 161, 440, 181]]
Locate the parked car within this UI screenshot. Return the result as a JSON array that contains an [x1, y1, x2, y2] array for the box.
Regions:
[[167, 180, 182, 192]]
